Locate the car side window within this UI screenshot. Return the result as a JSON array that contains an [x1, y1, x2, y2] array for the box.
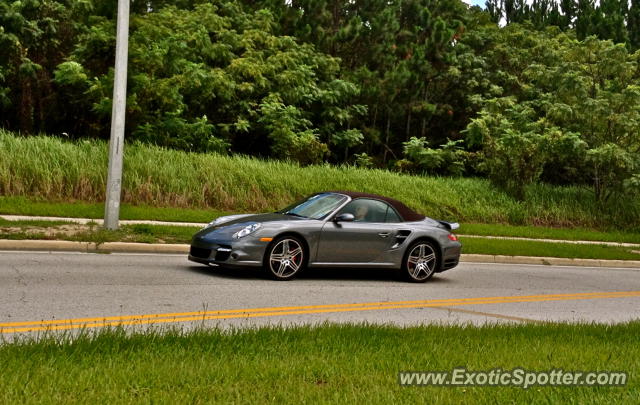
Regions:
[[384, 205, 402, 223], [338, 199, 401, 223]]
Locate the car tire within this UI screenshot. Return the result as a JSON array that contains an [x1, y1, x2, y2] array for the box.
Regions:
[[264, 235, 307, 281], [402, 240, 439, 283]]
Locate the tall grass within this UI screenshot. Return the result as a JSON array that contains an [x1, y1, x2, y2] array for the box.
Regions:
[[1, 130, 638, 228], [2, 323, 640, 404]]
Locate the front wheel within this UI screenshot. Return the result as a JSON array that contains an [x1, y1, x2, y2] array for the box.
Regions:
[[402, 241, 439, 282], [264, 236, 307, 280]]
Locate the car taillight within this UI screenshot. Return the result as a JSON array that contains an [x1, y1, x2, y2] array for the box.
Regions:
[[447, 234, 458, 241]]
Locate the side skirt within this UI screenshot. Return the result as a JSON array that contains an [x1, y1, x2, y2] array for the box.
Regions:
[[309, 262, 397, 269]]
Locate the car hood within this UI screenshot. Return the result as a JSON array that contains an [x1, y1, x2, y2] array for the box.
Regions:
[[215, 212, 304, 227], [194, 213, 304, 241]]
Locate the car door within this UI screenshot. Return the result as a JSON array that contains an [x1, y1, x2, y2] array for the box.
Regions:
[[315, 199, 401, 264]]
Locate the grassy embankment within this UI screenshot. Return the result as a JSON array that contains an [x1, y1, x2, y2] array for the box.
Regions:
[[1, 323, 639, 403], [2, 130, 639, 230]]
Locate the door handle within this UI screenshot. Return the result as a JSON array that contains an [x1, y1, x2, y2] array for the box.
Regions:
[[378, 232, 390, 238]]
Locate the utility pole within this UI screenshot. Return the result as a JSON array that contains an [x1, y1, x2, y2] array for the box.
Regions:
[[104, 0, 130, 230]]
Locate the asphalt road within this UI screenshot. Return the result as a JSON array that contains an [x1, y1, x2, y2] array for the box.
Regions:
[[1, 251, 640, 335]]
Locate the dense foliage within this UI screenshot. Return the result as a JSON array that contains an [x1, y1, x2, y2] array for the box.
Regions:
[[4, 130, 640, 228], [1, 0, 638, 211]]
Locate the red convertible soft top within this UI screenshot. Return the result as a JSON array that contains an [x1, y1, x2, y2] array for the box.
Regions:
[[329, 191, 426, 222]]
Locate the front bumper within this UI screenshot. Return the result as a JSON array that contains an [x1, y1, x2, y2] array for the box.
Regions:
[[188, 236, 266, 268]]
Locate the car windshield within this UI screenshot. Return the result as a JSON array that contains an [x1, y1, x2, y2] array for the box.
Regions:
[[278, 193, 347, 220]]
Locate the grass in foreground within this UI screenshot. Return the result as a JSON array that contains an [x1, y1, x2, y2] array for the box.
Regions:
[[2, 130, 639, 229], [1, 323, 639, 403]]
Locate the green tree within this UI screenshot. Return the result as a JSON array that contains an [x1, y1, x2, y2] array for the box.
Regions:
[[465, 26, 640, 203], [255, 0, 468, 164], [398, 136, 466, 176], [68, 2, 364, 161], [0, 0, 91, 134]]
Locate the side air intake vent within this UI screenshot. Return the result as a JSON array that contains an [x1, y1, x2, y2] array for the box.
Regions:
[[392, 230, 412, 248]]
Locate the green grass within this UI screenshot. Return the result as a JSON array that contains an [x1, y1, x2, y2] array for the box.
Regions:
[[0, 196, 226, 222], [460, 237, 640, 260], [1, 323, 639, 403], [66, 224, 199, 245], [0, 218, 74, 227], [0, 221, 200, 244], [2, 130, 639, 229], [461, 223, 640, 244]]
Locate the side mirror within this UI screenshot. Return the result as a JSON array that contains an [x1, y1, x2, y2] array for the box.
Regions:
[[334, 213, 355, 222]]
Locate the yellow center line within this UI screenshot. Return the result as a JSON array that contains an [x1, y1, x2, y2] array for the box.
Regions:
[[2, 291, 639, 333], [0, 291, 634, 327]]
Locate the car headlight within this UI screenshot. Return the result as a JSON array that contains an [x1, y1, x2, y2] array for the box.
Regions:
[[233, 223, 261, 239]]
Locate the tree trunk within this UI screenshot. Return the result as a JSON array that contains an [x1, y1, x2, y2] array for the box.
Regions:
[[593, 162, 601, 203], [405, 107, 411, 140], [383, 114, 391, 163], [19, 79, 33, 134], [372, 104, 378, 128], [18, 48, 34, 134], [421, 88, 428, 138], [370, 104, 378, 154]]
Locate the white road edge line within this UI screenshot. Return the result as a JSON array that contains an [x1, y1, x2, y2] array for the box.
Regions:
[[459, 261, 640, 271], [0, 250, 186, 257]]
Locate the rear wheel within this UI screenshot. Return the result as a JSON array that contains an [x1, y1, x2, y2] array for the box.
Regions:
[[402, 241, 439, 282], [264, 236, 307, 280]]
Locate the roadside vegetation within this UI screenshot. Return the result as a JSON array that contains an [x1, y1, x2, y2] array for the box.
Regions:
[[1, 0, 639, 215], [0, 219, 197, 245], [461, 224, 640, 244], [0, 196, 224, 223], [460, 238, 640, 261], [2, 219, 639, 261], [2, 131, 639, 230], [1, 323, 639, 403]]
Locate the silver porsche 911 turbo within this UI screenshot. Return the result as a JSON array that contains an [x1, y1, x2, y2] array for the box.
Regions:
[[188, 191, 461, 282]]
